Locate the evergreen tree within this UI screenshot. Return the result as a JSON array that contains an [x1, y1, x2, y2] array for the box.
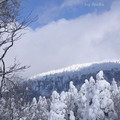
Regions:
[[77, 79, 89, 120], [87, 71, 117, 120], [111, 79, 119, 95], [37, 96, 49, 120], [48, 91, 67, 120], [70, 110, 75, 120], [111, 79, 120, 119], [31, 97, 38, 119]]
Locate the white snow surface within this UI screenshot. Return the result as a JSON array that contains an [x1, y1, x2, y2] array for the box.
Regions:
[[30, 60, 120, 80]]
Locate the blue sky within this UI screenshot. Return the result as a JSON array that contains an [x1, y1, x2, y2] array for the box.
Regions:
[[7, 0, 120, 77], [22, 0, 114, 28]]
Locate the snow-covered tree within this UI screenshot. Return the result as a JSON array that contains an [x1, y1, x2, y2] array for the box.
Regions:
[[0, 97, 7, 120], [48, 91, 67, 120], [111, 79, 119, 95], [95, 71, 117, 120], [67, 81, 78, 116], [70, 110, 75, 120], [69, 81, 78, 96], [77, 79, 89, 120], [77, 71, 118, 120], [111, 79, 120, 119], [37, 96, 49, 120], [30, 97, 38, 119], [86, 71, 117, 120]]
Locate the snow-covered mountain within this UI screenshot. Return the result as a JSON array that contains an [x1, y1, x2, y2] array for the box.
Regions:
[[23, 61, 120, 98]]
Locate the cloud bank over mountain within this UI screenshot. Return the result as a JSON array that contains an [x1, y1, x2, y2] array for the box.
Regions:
[[7, 0, 120, 77]]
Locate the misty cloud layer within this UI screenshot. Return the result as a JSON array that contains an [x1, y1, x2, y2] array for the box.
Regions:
[[7, 1, 120, 78]]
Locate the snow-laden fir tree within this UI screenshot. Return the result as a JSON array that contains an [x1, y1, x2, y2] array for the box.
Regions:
[[111, 79, 119, 95], [37, 96, 49, 120], [95, 71, 117, 120], [111, 79, 120, 119], [67, 81, 78, 116], [82, 71, 118, 120], [27, 97, 38, 120], [76, 79, 89, 119], [70, 110, 75, 120], [48, 91, 67, 120], [60, 91, 69, 119]]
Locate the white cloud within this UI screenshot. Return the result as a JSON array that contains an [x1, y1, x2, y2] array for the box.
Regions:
[[6, 1, 120, 78]]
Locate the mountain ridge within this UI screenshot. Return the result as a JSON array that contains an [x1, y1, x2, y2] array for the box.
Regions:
[[30, 60, 120, 80], [24, 60, 120, 98]]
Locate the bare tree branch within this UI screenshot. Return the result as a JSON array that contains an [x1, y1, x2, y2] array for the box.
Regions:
[[0, 0, 32, 97]]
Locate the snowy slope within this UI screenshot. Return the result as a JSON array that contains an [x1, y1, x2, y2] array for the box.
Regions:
[[24, 61, 120, 98], [30, 61, 120, 79]]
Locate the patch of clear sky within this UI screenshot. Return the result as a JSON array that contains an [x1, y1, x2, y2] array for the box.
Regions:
[[21, 0, 113, 29]]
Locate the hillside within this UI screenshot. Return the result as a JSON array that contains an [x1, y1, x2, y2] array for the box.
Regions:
[[23, 61, 120, 98]]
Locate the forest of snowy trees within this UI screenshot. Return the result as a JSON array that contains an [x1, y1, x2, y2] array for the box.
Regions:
[[0, 71, 120, 120]]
